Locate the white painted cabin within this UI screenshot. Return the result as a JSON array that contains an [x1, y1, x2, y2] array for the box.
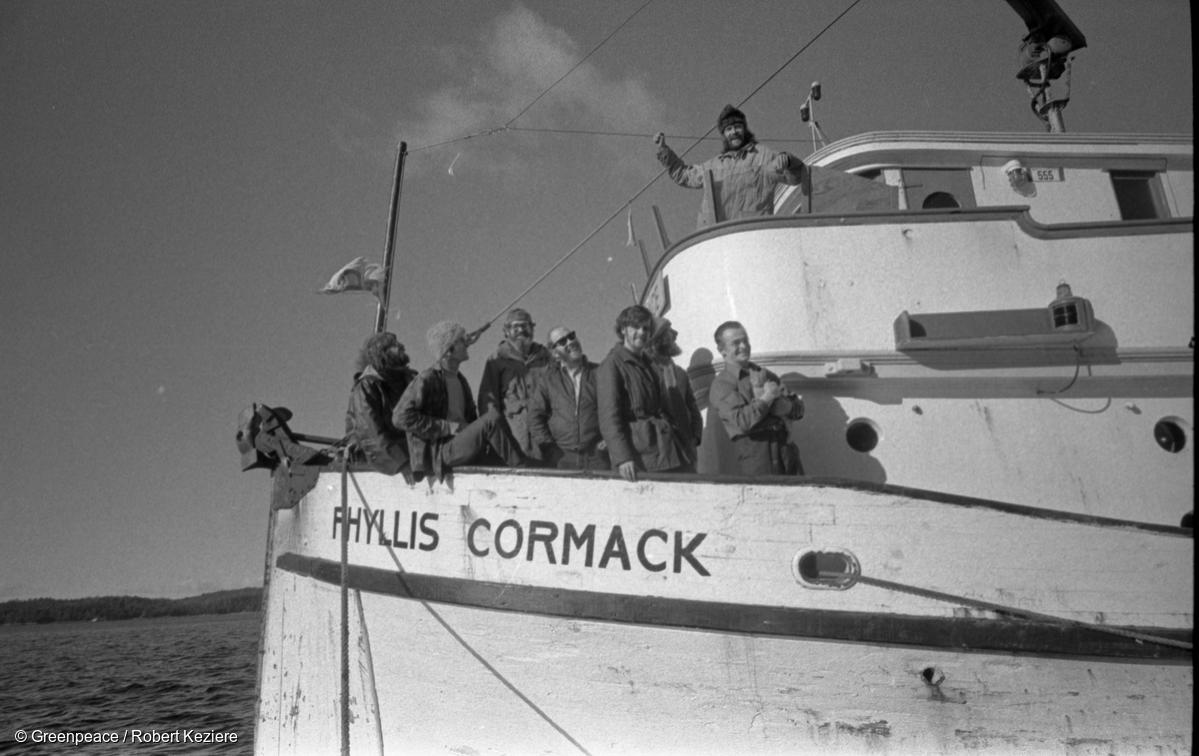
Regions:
[[648, 131, 1193, 527]]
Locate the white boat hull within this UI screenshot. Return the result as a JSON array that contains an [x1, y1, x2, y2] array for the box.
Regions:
[[254, 469, 1192, 755]]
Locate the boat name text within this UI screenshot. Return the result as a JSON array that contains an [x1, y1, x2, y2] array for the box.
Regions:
[[332, 507, 710, 576]]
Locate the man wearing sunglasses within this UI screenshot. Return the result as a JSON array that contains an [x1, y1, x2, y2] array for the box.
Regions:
[[528, 326, 608, 470], [477, 308, 552, 463]]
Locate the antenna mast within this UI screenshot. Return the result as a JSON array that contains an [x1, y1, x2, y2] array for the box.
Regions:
[[1004, 0, 1087, 133], [799, 81, 828, 153]]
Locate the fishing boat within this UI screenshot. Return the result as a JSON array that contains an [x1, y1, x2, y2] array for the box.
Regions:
[[245, 2, 1192, 753]]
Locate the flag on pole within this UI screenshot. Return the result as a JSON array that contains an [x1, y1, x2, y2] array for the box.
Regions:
[[319, 256, 385, 300]]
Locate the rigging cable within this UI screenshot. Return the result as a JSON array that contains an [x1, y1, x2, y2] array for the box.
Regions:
[[480, 0, 866, 327], [345, 471, 594, 755], [502, 0, 655, 130]]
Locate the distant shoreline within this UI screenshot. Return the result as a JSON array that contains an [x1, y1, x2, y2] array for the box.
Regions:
[[0, 587, 262, 625]]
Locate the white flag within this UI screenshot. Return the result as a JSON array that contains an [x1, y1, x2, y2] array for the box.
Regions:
[[319, 256, 385, 300]]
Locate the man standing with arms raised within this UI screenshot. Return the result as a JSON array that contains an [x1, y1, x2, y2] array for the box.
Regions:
[[654, 105, 805, 227]]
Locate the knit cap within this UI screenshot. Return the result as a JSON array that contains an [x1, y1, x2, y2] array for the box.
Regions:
[[717, 104, 746, 132], [505, 308, 533, 326], [426, 320, 466, 360]]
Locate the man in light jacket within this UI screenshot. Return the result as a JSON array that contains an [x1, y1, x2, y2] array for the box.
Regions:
[[529, 326, 608, 470], [708, 320, 805, 476], [654, 105, 805, 227]]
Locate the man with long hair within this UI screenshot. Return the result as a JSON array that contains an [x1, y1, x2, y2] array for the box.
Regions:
[[597, 305, 687, 482], [345, 331, 415, 475]]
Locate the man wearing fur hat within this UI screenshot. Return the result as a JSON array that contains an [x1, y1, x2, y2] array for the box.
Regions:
[[393, 320, 525, 480], [477, 308, 552, 463], [654, 104, 805, 228]]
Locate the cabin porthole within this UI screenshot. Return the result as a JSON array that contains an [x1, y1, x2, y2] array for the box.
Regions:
[[922, 191, 960, 209], [846, 419, 881, 453], [793, 549, 860, 590], [1153, 417, 1188, 454]]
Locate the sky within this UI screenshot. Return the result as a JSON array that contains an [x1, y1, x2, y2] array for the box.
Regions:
[[0, 0, 1191, 601]]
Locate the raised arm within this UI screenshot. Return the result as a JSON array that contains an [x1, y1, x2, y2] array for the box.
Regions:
[[654, 132, 705, 189]]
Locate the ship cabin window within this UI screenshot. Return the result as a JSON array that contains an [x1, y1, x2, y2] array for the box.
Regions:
[[922, 191, 960, 209], [1109, 170, 1169, 220], [902, 168, 976, 211]]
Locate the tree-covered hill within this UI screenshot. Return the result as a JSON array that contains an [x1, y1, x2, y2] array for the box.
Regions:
[[0, 587, 262, 624]]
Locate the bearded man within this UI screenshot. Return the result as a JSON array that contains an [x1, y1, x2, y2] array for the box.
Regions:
[[654, 105, 805, 227], [345, 331, 415, 475], [647, 316, 702, 473]]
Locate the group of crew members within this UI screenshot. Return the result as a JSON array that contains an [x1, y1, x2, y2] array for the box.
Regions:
[[346, 104, 807, 482], [345, 305, 804, 483]]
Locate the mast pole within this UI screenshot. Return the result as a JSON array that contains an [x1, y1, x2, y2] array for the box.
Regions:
[[374, 141, 409, 334]]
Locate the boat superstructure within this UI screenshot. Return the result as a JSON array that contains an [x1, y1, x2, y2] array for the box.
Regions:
[[655, 131, 1193, 527]]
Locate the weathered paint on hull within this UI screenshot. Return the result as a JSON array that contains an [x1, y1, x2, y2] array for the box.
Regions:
[[254, 469, 1193, 754], [257, 576, 1191, 755]]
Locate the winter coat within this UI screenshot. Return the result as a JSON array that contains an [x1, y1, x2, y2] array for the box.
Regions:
[[597, 344, 686, 472], [344, 365, 413, 475], [657, 141, 805, 227], [393, 367, 478, 478], [528, 361, 602, 454], [708, 361, 803, 440], [654, 358, 703, 465], [477, 340, 552, 459]]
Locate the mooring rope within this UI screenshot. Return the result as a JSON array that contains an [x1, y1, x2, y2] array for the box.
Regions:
[[345, 470, 594, 755], [850, 573, 1192, 651], [339, 454, 351, 756]]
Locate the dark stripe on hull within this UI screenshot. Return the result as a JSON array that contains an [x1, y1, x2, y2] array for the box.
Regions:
[[275, 553, 1191, 661]]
